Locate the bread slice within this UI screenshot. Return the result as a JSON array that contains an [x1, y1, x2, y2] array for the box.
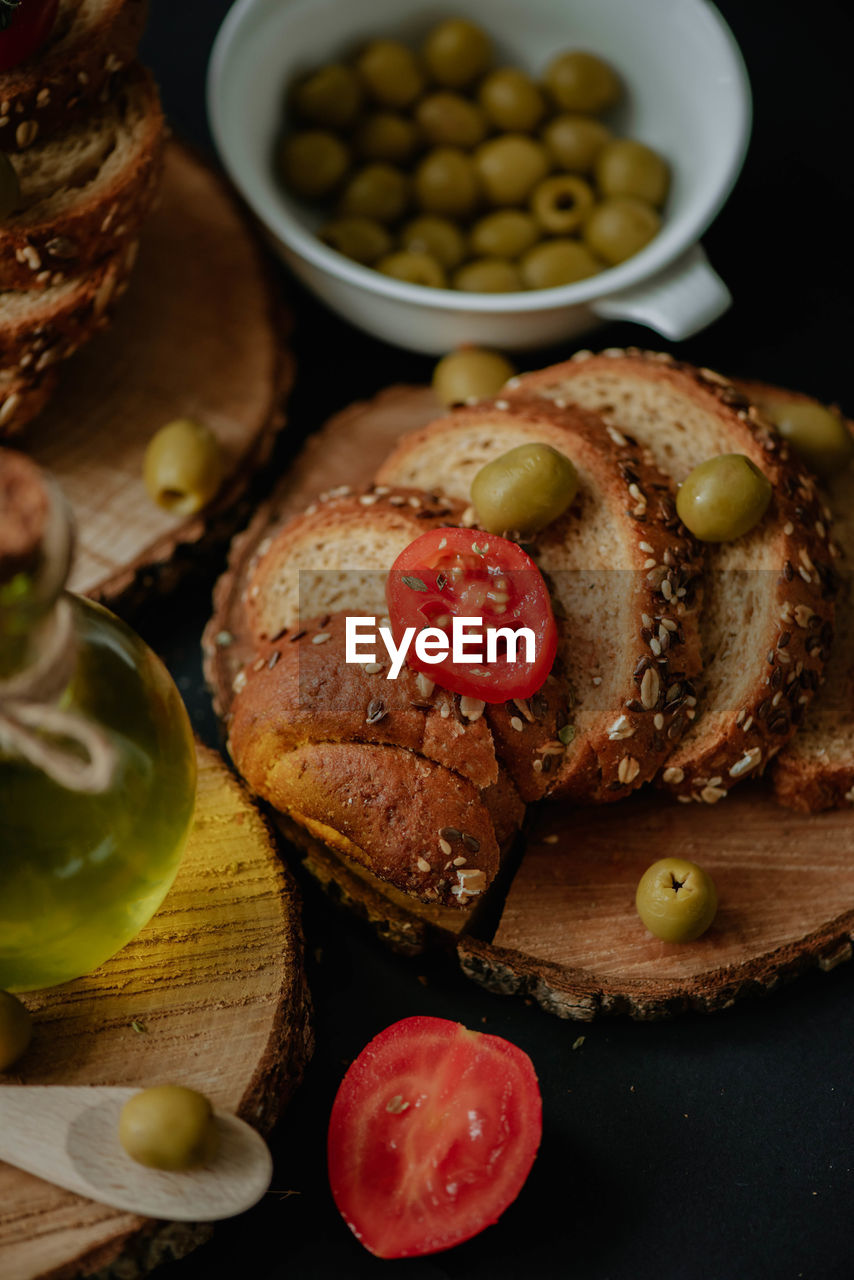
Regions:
[[509, 349, 837, 803], [0, 237, 138, 374], [376, 396, 704, 803], [0, 366, 57, 437], [242, 483, 575, 805], [245, 484, 466, 642], [737, 382, 853, 812], [0, 0, 149, 151], [1, 65, 163, 290]]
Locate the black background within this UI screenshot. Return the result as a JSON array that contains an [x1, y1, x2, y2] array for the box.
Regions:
[[134, 3, 854, 1278]]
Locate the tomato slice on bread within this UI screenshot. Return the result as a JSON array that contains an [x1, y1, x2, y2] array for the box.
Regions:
[[0, 0, 59, 72], [328, 1016, 542, 1258], [386, 527, 557, 703]]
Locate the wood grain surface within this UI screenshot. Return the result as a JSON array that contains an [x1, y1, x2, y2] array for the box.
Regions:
[[203, 383, 854, 1018], [0, 744, 311, 1280], [18, 141, 293, 613]]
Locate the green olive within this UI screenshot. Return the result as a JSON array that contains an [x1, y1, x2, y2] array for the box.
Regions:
[[471, 443, 579, 537], [529, 174, 595, 234], [0, 153, 22, 220], [543, 50, 622, 114], [676, 454, 772, 542], [279, 130, 349, 199], [583, 196, 661, 265], [414, 147, 479, 218], [595, 138, 669, 207], [354, 112, 420, 164], [119, 1085, 219, 1171], [339, 163, 409, 223], [356, 39, 425, 109], [478, 68, 546, 132], [756, 397, 854, 480], [0, 990, 32, 1072], [415, 92, 488, 149], [144, 419, 224, 517], [542, 114, 612, 173], [422, 18, 492, 88], [321, 216, 392, 264], [433, 348, 515, 406], [399, 215, 467, 269], [474, 134, 551, 206], [453, 257, 524, 293], [469, 209, 539, 259], [377, 250, 446, 288], [293, 63, 363, 128], [520, 238, 601, 288], [636, 857, 718, 943]]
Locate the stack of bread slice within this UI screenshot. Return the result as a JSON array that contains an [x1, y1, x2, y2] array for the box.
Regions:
[[0, 0, 163, 437], [219, 349, 850, 915]]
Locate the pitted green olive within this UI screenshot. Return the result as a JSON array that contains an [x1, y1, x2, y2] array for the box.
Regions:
[[529, 174, 595, 234], [321, 216, 392, 264], [583, 196, 661, 264], [453, 257, 523, 293], [356, 39, 425, 109], [119, 1085, 219, 1171], [144, 419, 224, 516], [414, 148, 479, 218], [422, 18, 492, 88], [399, 215, 467, 269], [432, 348, 515, 406], [339, 163, 409, 223], [293, 63, 363, 128], [595, 138, 669, 207], [415, 92, 488, 149], [635, 857, 718, 943], [471, 442, 579, 537], [377, 250, 446, 287], [354, 112, 420, 164], [520, 238, 601, 288], [469, 209, 539, 259], [542, 114, 611, 173], [676, 454, 772, 542], [543, 50, 622, 114], [758, 398, 854, 479], [474, 134, 550, 206], [478, 68, 546, 132], [0, 990, 32, 1071], [279, 130, 349, 199]]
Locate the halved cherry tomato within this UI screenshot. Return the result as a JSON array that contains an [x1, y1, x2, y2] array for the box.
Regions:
[[0, 0, 59, 73], [386, 527, 557, 703], [328, 1015, 542, 1259]]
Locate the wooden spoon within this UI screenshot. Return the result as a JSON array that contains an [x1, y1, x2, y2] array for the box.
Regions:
[[0, 1085, 273, 1221]]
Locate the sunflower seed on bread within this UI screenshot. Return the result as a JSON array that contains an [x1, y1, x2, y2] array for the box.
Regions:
[[0, 65, 163, 290], [375, 395, 704, 803], [0, 365, 58, 438], [737, 381, 853, 813], [0, 0, 149, 152], [508, 348, 837, 804]]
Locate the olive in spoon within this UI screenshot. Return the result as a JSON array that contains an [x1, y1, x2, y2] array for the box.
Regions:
[[0, 1085, 273, 1221]]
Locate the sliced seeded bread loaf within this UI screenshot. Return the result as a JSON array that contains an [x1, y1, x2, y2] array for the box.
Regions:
[[0, 237, 137, 373], [0, 0, 148, 151], [228, 612, 528, 908], [509, 349, 837, 804], [376, 396, 704, 803], [240, 483, 571, 804], [737, 382, 853, 813], [0, 365, 57, 437], [0, 65, 163, 289]]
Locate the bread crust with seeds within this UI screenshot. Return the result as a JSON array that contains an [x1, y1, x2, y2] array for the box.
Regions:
[[0, 366, 57, 438], [376, 396, 704, 803], [0, 237, 138, 374], [736, 380, 853, 813], [509, 350, 837, 805], [0, 0, 149, 151], [0, 65, 163, 290], [228, 615, 513, 908]]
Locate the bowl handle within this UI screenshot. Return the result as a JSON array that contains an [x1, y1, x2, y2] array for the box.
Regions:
[[590, 244, 731, 340]]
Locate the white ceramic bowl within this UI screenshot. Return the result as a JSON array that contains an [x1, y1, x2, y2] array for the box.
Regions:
[[208, 0, 751, 354]]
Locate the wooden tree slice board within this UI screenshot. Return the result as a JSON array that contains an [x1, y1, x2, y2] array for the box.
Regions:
[[203, 384, 854, 1019], [1, 743, 312, 1280], [18, 141, 293, 613]]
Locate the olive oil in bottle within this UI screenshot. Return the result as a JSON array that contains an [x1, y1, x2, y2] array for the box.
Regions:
[[0, 452, 196, 992]]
